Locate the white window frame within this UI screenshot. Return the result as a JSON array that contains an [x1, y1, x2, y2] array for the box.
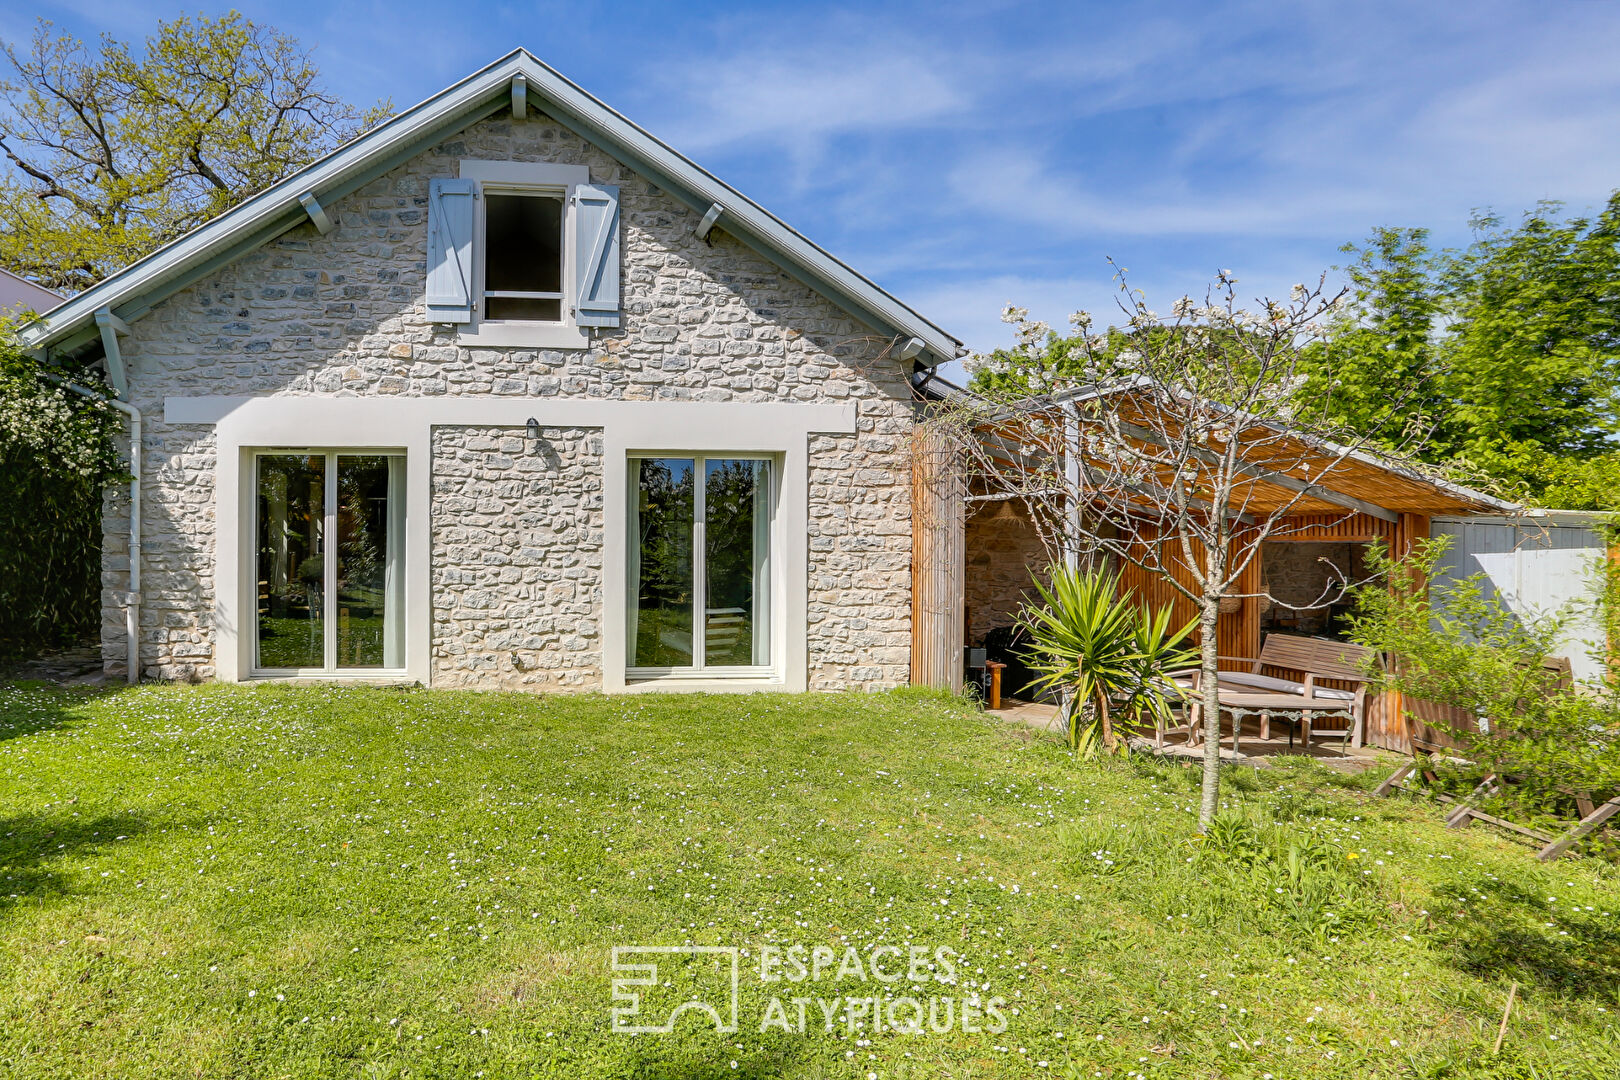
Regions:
[[625, 453, 780, 682], [456, 159, 591, 350], [249, 447, 409, 678]]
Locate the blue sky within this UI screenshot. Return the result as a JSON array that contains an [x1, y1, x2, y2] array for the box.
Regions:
[[13, 1, 1620, 363]]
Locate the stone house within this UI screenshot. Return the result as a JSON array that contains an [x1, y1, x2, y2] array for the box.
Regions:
[[19, 50, 964, 694]]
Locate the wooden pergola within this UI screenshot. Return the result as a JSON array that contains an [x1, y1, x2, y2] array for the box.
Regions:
[[911, 394, 1518, 754]]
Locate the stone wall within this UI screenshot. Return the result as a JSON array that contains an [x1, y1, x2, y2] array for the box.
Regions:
[[807, 425, 914, 690], [1260, 541, 1366, 637], [431, 425, 603, 689], [964, 498, 1054, 646], [103, 109, 916, 687]]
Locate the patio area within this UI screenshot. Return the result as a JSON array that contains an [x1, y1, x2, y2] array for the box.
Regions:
[[988, 697, 1388, 770]]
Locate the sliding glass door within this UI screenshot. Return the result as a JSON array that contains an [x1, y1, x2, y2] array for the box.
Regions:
[[628, 455, 774, 675], [255, 451, 405, 673]]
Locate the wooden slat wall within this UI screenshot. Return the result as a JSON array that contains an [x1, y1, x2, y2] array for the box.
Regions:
[[1269, 513, 1398, 544], [1360, 512, 1431, 753], [1116, 523, 1260, 666], [911, 430, 965, 691]]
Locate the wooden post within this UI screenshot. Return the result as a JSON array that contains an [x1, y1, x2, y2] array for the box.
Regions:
[[985, 661, 1005, 710], [910, 428, 965, 691]]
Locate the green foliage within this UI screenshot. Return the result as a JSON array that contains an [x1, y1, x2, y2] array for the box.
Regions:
[[1347, 538, 1620, 801], [0, 326, 124, 655], [1298, 227, 1446, 440], [0, 13, 390, 291], [1310, 195, 1620, 507], [1442, 199, 1620, 461], [1015, 565, 1197, 756]]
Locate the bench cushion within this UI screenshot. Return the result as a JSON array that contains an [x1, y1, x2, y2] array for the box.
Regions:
[[1218, 670, 1356, 701], [1218, 671, 1307, 695]]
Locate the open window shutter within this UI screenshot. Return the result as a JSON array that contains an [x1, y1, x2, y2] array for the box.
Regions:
[[426, 178, 476, 323], [573, 184, 621, 328]]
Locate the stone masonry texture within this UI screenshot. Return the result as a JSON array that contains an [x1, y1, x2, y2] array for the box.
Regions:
[[103, 110, 916, 689]]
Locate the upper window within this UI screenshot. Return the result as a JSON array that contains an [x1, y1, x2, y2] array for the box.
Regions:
[[483, 192, 563, 322], [425, 160, 621, 348]]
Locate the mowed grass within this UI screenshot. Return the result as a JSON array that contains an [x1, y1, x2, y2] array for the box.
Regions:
[[0, 683, 1616, 1079]]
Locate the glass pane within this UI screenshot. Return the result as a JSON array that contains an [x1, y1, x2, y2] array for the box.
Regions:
[[335, 456, 399, 668], [704, 459, 770, 667], [485, 192, 562, 295], [256, 455, 325, 669], [486, 296, 561, 322], [631, 458, 695, 667]]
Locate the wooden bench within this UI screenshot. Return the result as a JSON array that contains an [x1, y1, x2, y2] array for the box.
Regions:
[[1174, 634, 1375, 753]]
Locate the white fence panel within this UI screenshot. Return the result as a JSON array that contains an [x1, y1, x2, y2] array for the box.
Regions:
[[1432, 514, 1608, 684]]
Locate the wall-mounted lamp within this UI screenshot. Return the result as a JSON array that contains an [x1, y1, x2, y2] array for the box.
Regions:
[[526, 417, 540, 441]]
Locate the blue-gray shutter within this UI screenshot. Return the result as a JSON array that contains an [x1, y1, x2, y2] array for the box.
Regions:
[[573, 184, 621, 328], [426, 178, 476, 323]]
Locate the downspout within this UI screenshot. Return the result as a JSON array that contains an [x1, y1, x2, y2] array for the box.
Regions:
[[46, 376, 141, 685]]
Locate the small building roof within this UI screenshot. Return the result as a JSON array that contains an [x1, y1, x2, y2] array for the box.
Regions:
[[941, 377, 1519, 519], [0, 267, 62, 315]]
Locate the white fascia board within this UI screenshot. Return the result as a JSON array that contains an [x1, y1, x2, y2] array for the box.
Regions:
[[24, 50, 963, 368]]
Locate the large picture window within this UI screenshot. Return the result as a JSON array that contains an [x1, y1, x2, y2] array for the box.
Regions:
[[628, 456, 774, 675], [255, 451, 406, 673]]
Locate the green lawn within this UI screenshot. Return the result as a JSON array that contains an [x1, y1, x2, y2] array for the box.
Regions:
[[0, 683, 1616, 1079]]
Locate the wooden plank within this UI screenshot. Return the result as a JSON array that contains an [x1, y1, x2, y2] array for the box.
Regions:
[[1450, 807, 1556, 844], [1373, 763, 1415, 797], [911, 429, 965, 691], [1538, 797, 1620, 861], [1446, 775, 1498, 828]]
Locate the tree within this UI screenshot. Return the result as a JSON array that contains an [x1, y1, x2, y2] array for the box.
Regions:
[[941, 269, 1445, 826], [1309, 196, 1620, 508], [1441, 197, 1620, 462], [1298, 227, 1443, 442], [0, 13, 389, 292]]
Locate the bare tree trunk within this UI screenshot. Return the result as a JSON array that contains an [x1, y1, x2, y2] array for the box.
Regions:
[[1198, 596, 1224, 827]]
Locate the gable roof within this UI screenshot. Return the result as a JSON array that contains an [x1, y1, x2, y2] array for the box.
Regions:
[[19, 49, 964, 366]]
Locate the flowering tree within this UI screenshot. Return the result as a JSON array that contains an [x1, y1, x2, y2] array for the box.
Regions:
[[940, 268, 1455, 826]]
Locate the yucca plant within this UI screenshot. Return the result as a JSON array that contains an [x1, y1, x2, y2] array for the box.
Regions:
[[1015, 565, 1197, 756]]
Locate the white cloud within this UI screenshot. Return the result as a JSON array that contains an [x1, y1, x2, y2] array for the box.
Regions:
[[654, 51, 967, 151]]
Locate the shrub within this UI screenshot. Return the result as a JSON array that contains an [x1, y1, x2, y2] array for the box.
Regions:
[[0, 326, 125, 656], [1348, 538, 1620, 807], [1015, 565, 1196, 756]]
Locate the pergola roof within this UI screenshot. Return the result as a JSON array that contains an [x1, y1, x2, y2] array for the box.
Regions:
[[950, 377, 1518, 521]]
